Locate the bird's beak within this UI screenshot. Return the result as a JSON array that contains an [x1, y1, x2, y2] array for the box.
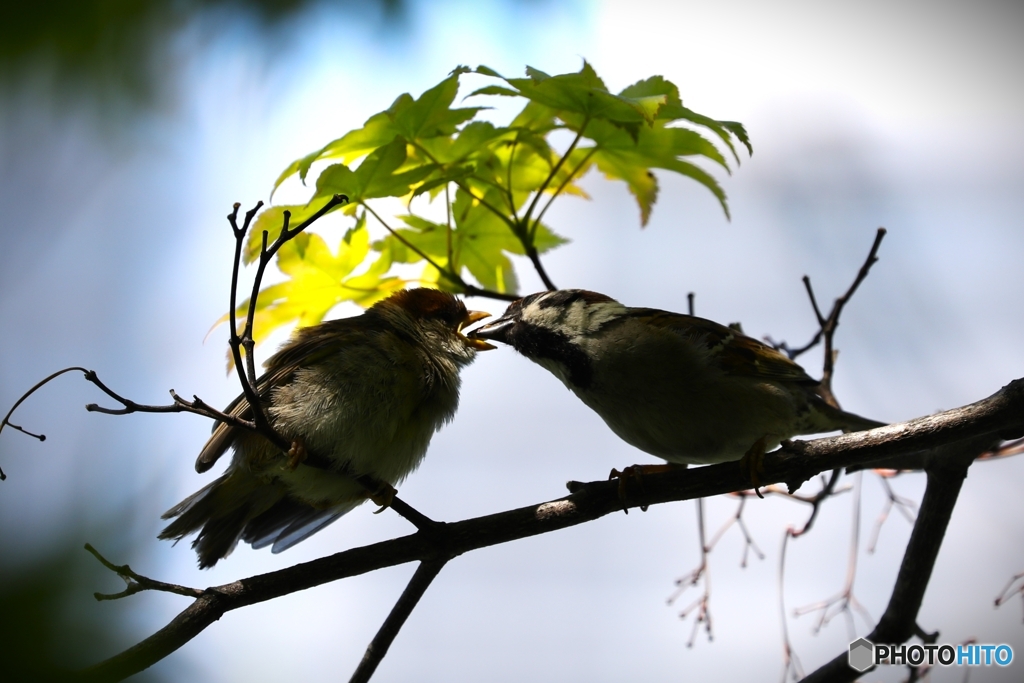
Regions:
[[467, 316, 514, 346], [460, 311, 496, 350]]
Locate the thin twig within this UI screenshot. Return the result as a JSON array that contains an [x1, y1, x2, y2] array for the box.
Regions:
[[667, 498, 714, 646], [767, 228, 886, 382], [867, 472, 918, 554], [349, 559, 448, 683], [525, 246, 557, 291], [778, 532, 805, 682], [227, 201, 263, 415], [408, 140, 520, 233], [994, 571, 1024, 622], [461, 285, 520, 302], [766, 468, 846, 538], [818, 228, 887, 396], [84, 544, 204, 601], [792, 472, 873, 639], [504, 138, 519, 219], [1, 366, 93, 478], [445, 183, 454, 267], [701, 493, 766, 567], [362, 201, 459, 287], [0, 366, 260, 449], [407, 137, 558, 292]]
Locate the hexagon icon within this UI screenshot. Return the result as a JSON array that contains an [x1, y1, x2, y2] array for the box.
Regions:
[[848, 638, 874, 672]]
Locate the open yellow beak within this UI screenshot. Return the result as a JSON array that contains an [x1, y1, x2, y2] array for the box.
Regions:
[[460, 310, 496, 350]]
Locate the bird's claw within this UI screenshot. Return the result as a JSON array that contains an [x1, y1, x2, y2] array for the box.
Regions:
[[286, 437, 307, 470], [739, 436, 769, 499], [370, 483, 398, 513], [609, 463, 683, 513]]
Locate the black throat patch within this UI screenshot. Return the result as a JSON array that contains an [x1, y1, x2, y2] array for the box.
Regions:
[[508, 321, 593, 389]]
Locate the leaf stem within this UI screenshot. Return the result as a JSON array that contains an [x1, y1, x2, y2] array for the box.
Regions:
[[361, 201, 467, 291], [531, 146, 597, 241], [444, 184, 453, 268], [409, 140, 520, 235], [505, 138, 519, 220], [521, 121, 588, 242]]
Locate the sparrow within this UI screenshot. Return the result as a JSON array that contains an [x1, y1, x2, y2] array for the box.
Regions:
[[160, 288, 493, 568], [469, 289, 881, 486]]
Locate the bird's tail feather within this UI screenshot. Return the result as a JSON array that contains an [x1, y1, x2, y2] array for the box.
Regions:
[[160, 471, 284, 569], [816, 401, 885, 433], [160, 471, 354, 568]]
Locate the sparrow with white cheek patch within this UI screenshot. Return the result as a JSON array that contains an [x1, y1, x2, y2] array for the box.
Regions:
[[160, 288, 494, 568], [470, 289, 881, 488]]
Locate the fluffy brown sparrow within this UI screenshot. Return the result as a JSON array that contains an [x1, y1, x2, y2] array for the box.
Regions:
[[470, 289, 881, 482], [160, 288, 493, 568]]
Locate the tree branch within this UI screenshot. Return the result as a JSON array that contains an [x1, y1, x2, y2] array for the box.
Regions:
[[800, 436, 989, 682], [84, 544, 204, 601], [349, 559, 448, 683], [75, 378, 1023, 682], [768, 227, 886, 396]]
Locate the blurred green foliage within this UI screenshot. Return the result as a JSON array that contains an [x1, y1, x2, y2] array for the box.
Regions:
[[0, 0, 405, 105], [0, 540, 164, 683]]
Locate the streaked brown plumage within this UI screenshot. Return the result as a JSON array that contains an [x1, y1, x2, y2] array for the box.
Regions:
[[161, 288, 492, 568], [471, 289, 881, 467]]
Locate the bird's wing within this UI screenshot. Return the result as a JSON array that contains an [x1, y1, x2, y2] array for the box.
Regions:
[[628, 309, 817, 384], [194, 317, 382, 473]]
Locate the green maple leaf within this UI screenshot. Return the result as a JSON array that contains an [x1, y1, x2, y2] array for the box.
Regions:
[[314, 137, 436, 204], [584, 117, 730, 224], [473, 63, 667, 136], [472, 64, 751, 224], [273, 67, 482, 193], [377, 188, 567, 294]]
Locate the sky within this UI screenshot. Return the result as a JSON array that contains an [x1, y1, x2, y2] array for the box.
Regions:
[[0, 0, 1022, 681]]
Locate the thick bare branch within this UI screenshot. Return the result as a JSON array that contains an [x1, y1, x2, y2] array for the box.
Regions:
[[75, 378, 1022, 682], [800, 436, 989, 683]]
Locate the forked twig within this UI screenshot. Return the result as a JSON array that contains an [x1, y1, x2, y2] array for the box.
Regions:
[[85, 544, 203, 601], [994, 571, 1024, 622], [867, 472, 918, 554], [791, 472, 873, 639], [766, 469, 848, 539], [767, 227, 886, 400], [667, 498, 714, 647], [668, 493, 767, 647]]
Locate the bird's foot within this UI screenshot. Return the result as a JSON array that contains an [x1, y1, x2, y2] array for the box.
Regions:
[[370, 483, 398, 513], [609, 463, 685, 513], [739, 436, 769, 499], [286, 437, 307, 470]]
